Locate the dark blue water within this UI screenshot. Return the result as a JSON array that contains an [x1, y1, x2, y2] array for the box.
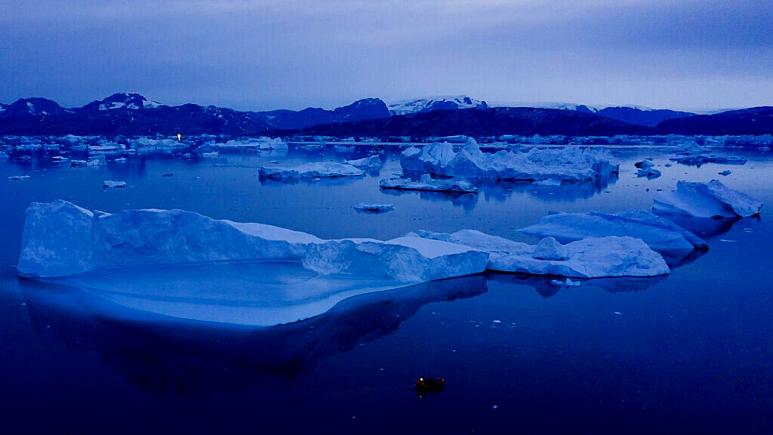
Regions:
[[1, 145, 772, 434]]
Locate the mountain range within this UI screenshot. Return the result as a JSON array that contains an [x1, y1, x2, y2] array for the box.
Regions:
[[0, 93, 770, 137]]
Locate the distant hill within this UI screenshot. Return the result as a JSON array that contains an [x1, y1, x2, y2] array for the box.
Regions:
[[656, 107, 773, 135], [289, 107, 650, 137], [252, 98, 390, 130], [595, 107, 694, 127]]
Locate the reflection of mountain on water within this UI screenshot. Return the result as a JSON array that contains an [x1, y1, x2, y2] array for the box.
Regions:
[[488, 273, 668, 298], [665, 215, 745, 240], [19, 275, 487, 395]]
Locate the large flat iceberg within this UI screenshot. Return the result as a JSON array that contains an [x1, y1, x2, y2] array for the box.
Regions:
[[413, 229, 669, 278], [653, 180, 763, 218], [519, 210, 707, 253], [400, 138, 618, 182], [379, 175, 478, 193], [17, 200, 489, 282], [258, 162, 364, 181]]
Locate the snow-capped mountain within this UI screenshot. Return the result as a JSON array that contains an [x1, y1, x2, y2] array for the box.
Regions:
[[0, 98, 67, 118], [508, 102, 695, 127], [80, 93, 161, 112], [388, 96, 488, 115]]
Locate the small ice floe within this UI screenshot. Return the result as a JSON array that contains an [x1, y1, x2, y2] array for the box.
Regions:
[[533, 179, 562, 186], [718, 170, 732, 176], [103, 180, 127, 189], [113, 157, 128, 163], [8, 175, 31, 181], [379, 174, 478, 193], [346, 155, 383, 169], [653, 180, 763, 218], [719, 239, 736, 243], [550, 278, 581, 287], [613, 311, 623, 316], [635, 160, 661, 179], [353, 202, 394, 213], [519, 210, 707, 253], [400, 137, 618, 182], [70, 159, 87, 167], [201, 151, 220, 159], [413, 229, 669, 278], [258, 162, 364, 181], [51, 155, 68, 163]]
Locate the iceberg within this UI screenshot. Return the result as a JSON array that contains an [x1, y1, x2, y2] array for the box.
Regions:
[[346, 155, 383, 169], [400, 138, 618, 182], [353, 202, 394, 213], [379, 175, 478, 193], [670, 155, 747, 166], [519, 210, 707, 253], [103, 180, 127, 189], [258, 162, 364, 181], [653, 180, 763, 218], [635, 160, 661, 178], [413, 229, 669, 278], [215, 137, 288, 150], [17, 200, 489, 283]]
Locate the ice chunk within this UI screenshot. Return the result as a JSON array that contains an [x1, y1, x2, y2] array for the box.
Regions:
[[17, 200, 489, 283], [379, 175, 478, 193], [215, 137, 287, 150], [400, 138, 618, 181], [550, 278, 581, 287], [533, 237, 569, 260], [51, 156, 68, 163], [635, 160, 661, 178], [103, 180, 127, 189], [519, 210, 707, 253], [653, 180, 763, 218], [258, 162, 364, 181], [413, 229, 669, 278], [346, 155, 383, 169], [353, 202, 394, 213], [8, 175, 31, 181]]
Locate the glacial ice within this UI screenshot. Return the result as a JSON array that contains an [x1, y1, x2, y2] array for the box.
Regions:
[[103, 180, 127, 189], [400, 138, 618, 181], [346, 155, 383, 169], [653, 180, 763, 218], [17, 200, 489, 283], [379, 174, 478, 193], [258, 162, 364, 181], [519, 210, 707, 253], [412, 229, 669, 278], [635, 160, 661, 178], [353, 202, 394, 213], [215, 137, 288, 150]]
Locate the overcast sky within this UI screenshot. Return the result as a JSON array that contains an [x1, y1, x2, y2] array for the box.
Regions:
[[2, 0, 772, 111]]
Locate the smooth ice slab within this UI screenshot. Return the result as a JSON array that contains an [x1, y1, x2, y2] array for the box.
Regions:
[[258, 162, 364, 181], [346, 155, 383, 169], [653, 180, 763, 218], [413, 229, 669, 278], [400, 138, 618, 181], [379, 174, 478, 193], [17, 200, 488, 282], [519, 210, 707, 253]]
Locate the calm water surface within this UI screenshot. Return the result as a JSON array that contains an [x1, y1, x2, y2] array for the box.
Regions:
[[1, 145, 772, 434]]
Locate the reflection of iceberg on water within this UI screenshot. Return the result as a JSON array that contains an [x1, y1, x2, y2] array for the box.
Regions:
[[19, 275, 488, 393], [488, 273, 668, 298]]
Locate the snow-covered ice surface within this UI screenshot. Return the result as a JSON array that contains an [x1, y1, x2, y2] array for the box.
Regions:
[[400, 138, 618, 182], [519, 210, 708, 254], [412, 229, 669, 278], [379, 174, 478, 193], [258, 162, 364, 181], [654, 180, 763, 218], [346, 155, 383, 169]]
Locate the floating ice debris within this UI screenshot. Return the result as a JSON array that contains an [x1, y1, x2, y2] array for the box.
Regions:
[[379, 174, 478, 193], [201, 151, 220, 159], [70, 159, 87, 167], [103, 180, 127, 189], [533, 236, 569, 261], [346, 155, 383, 169], [718, 170, 732, 176], [635, 160, 661, 178], [113, 157, 128, 163], [353, 202, 394, 213], [401, 138, 618, 181], [258, 162, 364, 181], [17, 200, 489, 282], [413, 229, 669, 278], [8, 175, 31, 181], [550, 278, 581, 287], [215, 137, 287, 150], [51, 156, 68, 163], [519, 210, 707, 253], [670, 155, 747, 166], [653, 180, 763, 218], [533, 179, 562, 186]]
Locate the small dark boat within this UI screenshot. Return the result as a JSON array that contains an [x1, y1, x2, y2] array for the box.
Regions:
[[415, 376, 445, 393]]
